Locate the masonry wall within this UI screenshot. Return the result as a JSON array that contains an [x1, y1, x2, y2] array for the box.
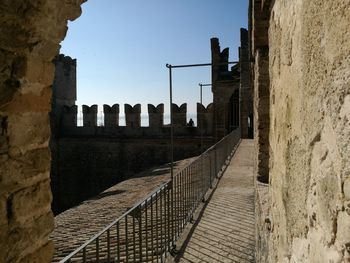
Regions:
[[0, 1, 85, 262], [266, 0, 350, 262], [52, 136, 214, 214]]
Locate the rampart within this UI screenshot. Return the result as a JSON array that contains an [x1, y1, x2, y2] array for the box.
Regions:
[[60, 102, 214, 137], [60, 103, 213, 138], [52, 102, 215, 214]]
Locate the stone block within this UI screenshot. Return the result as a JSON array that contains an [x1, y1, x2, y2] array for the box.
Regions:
[[8, 113, 50, 156], [11, 181, 52, 224], [7, 212, 54, 262], [20, 241, 54, 263]]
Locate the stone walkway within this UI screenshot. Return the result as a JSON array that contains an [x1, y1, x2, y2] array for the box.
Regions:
[[174, 140, 255, 263]]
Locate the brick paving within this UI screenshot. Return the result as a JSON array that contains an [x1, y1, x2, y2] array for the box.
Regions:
[[175, 140, 255, 263], [50, 158, 194, 262]]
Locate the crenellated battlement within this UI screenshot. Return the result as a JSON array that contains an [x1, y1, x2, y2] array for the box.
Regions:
[[197, 103, 214, 135], [62, 105, 78, 127], [59, 103, 214, 137], [103, 104, 119, 127], [54, 54, 76, 65], [172, 103, 187, 127], [125, 104, 141, 128], [82, 105, 98, 127], [148, 104, 164, 128]]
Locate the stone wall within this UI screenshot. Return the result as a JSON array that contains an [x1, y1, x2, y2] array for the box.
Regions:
[[52, 136, 214, 214], [0, 0, 85, 262], [240, 28, 254, 139], [211, 38, 241, 140], [59, 102, 214, 136], [253, 0, 350, 262]]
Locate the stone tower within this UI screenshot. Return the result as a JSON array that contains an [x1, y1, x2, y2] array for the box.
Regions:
[[51, 54, 77, 135], [211, 38, 240, 141]]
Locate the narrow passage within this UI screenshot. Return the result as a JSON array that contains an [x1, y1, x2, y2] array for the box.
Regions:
[[177, 140, 255, 263]]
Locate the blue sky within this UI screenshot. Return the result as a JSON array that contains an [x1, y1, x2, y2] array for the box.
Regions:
[[61, 0, 248, 120]]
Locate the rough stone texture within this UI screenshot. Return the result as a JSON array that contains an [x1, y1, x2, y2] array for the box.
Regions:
[[240, 29, 254, 139], [211, 38, 241, 141], [253, 48, 270, 184], [52, 54, 76, 107], [254, 0, 350, 262], [0, 0, 85, 262], [255, 182, 270, 263], [176, 140, 255, 263]]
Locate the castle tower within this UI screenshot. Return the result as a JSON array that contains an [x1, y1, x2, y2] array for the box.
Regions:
[[211, 38, 240, 141], [239, 28, 253, 139], [52, 54, 77, 107], [51, 54, 77, 135]]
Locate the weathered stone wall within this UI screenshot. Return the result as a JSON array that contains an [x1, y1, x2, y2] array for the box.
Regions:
[[211, 38, 241, 140], [254, 48, 270, 184], [52, 136, 214, 214], [0, 0, 85, 262], [240, 28, 253, 139], [265, 0, 350, 262]]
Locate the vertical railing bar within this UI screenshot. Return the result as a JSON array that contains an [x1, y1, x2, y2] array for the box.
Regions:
[[210, 154, 213, 188], [151, 194, 154, 263], [196, 161, 199, 206], [188, 167, 191, 221], [125, 215, 129, 263], [181, 172, 183, 231], [186, 167, 189, 223], [215, 146, 218, 177], [177, 173, 180, 236], [138, 204, 142, 262], [156, 191, 160, 263], [96, 237, 100, 263], [107, 229, 110, 263], [133, 214, 136, 261], [117, 221, 120, 263], [83, 247, 86, 263], [159, 188, 163, 262], [166, 185, 170, 255], [181, 170, 185, 229], [171, 179, 174, 249], [189, 165, 193, 215], [174, 175, 178, 239], [145, 198, 149, 262], [165, 185, 169, 257]]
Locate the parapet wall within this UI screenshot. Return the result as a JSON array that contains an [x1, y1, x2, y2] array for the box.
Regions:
[[60, 103, 214, 137], [52, 136, 215, 214]]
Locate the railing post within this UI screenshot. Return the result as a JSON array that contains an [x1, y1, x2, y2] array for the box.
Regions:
[[214, 146, 218, 177]]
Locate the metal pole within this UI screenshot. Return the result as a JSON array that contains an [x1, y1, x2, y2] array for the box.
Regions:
[[199, 83, 203, 154], [166, 64, 174, 181], [198, 83, 212, 154], [169, 61, 238, 69]]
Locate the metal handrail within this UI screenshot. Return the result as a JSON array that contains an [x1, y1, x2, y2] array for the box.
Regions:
[[58, 128, 241, 263]]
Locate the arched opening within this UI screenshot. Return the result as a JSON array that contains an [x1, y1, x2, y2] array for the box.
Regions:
[[0, 1, 250, 261], [229, 89, 240, 131], [248, 113, 254, 138]]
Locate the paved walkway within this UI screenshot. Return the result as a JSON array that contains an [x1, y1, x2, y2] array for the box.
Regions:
[[175, 140, 255, 263]]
